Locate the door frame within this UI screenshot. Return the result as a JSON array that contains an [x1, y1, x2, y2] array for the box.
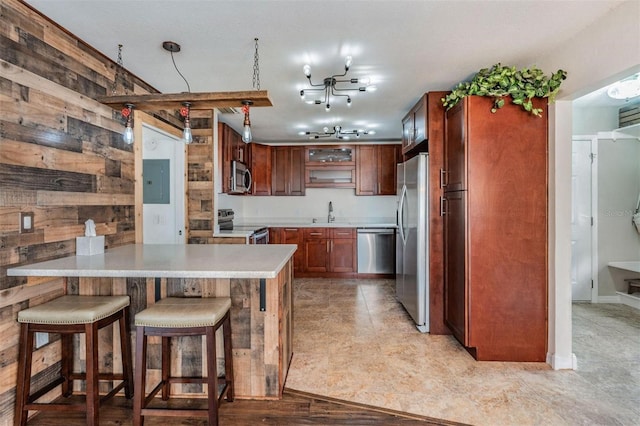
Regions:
[[133, 110, 186, 243], [571, 135, 599, 303]]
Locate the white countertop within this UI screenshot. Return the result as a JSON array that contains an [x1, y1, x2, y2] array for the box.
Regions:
[[608, 261, 640, 273], [7, 244, 297, 279]]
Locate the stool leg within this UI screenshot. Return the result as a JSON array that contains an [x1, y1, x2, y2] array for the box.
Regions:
[[85, 323, 99, 426], [205, 326, 219, 426], [120, 308, 134, 399], [223, 312, 234, 402], [133, 327, 147, 426], [60, 333, 73, 397], [161, 336, 170, 400], [14, 323, 33, 426]]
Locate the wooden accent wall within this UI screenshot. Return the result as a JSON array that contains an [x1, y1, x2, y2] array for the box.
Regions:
[[187, 111, 216, 244], [0, 1, 181, 422]]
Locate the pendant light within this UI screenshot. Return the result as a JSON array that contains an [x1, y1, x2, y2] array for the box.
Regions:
[[122, 103, 134, 144], [180, 102, 193, 144], [241, 100, 253, 143]]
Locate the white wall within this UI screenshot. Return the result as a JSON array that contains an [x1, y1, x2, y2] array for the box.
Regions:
[[534, 0, 640, 369], [573, 107, 618, 135], [219, 188, 397, 225]]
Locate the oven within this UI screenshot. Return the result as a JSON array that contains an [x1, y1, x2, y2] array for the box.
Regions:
[[250, 227, 269, 244]]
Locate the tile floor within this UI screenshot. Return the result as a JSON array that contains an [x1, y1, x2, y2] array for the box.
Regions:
[[285, 278, 640, 426]]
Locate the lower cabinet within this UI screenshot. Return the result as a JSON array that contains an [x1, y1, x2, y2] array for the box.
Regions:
[[271, 227, 357, 276], [270, 227, 304, 274], [328, 229, 356, 273]]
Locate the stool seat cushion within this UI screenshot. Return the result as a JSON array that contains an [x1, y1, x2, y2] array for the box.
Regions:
[[17, 295, 130, 325], [135, 297, 232, 328]]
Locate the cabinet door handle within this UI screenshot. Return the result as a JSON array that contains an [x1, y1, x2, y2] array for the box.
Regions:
[[440, 196, 447, 216], [310, 232, 322, 236], [440, 169, 447, 188], [285, 228, 298, 231], [327, 240, 330, 253]]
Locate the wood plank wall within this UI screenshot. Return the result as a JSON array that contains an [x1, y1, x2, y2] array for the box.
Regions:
[[187, 111, 215, 244], [0, 1, 217, 423]]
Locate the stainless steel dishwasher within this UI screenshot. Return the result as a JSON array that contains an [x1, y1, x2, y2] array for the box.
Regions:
[[357, 228, 396, 274]]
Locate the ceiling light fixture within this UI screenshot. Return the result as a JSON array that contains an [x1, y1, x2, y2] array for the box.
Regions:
[[98, 40, 273, 143], [122, 103, 134, 145], [111, 44, 135, 145], [241, 38, 261, 144], [607, 73, 640, 100], [299, 125, 376, 140], [242, 100, 253, 143], [299, 56, 376, 111], [180, 102, 193, 144]]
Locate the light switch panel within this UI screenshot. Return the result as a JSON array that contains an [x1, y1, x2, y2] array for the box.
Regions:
[[20, 212, 34, 233]]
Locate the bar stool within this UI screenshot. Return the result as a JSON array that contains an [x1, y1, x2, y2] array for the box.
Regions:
[[14, 295, 134, 426], [133, 297, 234, 426]]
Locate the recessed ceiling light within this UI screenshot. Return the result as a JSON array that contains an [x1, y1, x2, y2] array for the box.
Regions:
[[607, 73, 640, 100]]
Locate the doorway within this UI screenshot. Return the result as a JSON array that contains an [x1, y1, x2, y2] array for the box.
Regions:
[[141, 124, 185, 244]]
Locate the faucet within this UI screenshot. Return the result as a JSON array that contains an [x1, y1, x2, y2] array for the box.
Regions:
[[328, 201, 335, 223]]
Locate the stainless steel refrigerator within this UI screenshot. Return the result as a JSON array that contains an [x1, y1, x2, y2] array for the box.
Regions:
[[396, 153, 429, 332]]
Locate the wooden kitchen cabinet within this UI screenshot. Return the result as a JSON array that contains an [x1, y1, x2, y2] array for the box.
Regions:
[[272, 146, 305, 196], [302, 228, 356, 274], [305, 146, 355, 188], [271, 227, 305, 274], [248, 143, 272, 195], [402, 94, 428, 155], [303, 228, 329, 273], [355, 144, 400, 195], [329, 228, 356, 273], [442, 95, 548, 362]]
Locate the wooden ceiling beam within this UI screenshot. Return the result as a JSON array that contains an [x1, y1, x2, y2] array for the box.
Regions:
[[97, 90, 273, 110]]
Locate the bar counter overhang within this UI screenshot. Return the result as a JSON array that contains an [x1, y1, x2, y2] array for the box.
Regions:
[[7, 243, 297, 400]]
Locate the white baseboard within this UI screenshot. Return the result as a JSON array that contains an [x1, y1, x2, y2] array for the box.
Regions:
[[616, 292, 640, 309], [597, 295, 621, 303], [546, 352, 577, 370]]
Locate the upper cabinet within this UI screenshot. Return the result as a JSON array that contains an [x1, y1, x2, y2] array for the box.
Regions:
[[355, 144, 400, 195], [305, 146, 356, 188], [402, 94, 428, 155], [248, 143, 272, 195], [272, 146, 305, 196]]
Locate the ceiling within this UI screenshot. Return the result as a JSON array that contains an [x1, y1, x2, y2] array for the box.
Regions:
[[25, 0, 628, 144]]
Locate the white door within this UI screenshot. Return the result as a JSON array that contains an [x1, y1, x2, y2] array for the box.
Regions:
[[571, 137, 594, 301], [142, 124, 185, 244]]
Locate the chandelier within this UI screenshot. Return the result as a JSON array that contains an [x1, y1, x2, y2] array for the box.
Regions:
[[299, 56, 376, 111], [300, 125, 376, 140]]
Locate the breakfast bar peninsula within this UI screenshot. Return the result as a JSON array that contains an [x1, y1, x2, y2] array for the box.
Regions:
[[7, 243, 296, 400]]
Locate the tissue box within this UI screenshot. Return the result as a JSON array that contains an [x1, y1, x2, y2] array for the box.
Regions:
[[76, 236, 105, 256]]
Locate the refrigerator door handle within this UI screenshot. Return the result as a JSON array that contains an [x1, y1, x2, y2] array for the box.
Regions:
[[398, 185, 407, 245]]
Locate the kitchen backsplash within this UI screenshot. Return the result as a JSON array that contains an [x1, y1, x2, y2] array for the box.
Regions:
[[219, 188, 397, 225]]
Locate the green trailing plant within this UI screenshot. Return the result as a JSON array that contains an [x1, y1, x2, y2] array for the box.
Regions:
[[441, 63, 567, 116]]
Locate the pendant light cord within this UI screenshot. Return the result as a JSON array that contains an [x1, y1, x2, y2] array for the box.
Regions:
[[170, 50, 191, 93]]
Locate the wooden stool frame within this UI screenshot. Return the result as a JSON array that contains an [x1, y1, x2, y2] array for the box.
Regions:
[[14, 308, 134, 426], [133, 309, 234, 426]]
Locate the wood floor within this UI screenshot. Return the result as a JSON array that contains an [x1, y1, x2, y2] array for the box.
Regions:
[[24, 389, 464, 425]]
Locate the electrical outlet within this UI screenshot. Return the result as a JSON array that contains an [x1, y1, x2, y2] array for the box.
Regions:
[[19, 212, 34, 234]]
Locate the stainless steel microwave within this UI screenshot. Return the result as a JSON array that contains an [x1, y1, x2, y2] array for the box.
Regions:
[[230, 161, 251, 194]]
